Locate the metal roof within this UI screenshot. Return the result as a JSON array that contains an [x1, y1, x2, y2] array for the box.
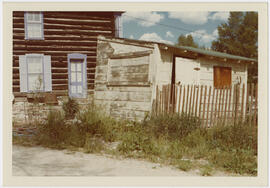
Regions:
[[98, 36, 257, 63], [162, 43, 257, 62]]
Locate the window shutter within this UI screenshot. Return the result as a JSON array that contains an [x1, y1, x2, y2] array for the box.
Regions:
[[19, 55, 28, 92], [44, 55, 52, 91]]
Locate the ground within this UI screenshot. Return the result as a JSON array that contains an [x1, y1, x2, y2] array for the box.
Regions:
[[13, 145, 234, 176]]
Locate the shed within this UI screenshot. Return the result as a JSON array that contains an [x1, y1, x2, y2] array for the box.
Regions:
[[94, 36, 257, 120]]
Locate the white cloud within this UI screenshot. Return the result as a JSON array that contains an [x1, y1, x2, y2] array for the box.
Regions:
[[209, 12, 229, 21], [129, 35, 134, 39], [187, 29, 218, 45], [168, 12, 209, 25], [139, 33, 173, 44], [122, 12, 164, 27], [166, 31, 174, 38]]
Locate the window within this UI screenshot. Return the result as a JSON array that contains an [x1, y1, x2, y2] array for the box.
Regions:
[[213, 66, 232, 88], [27, 55, 44, 91], [24, 12, 44, 39], [19, 54, 52, 92], [68, 54, 87, 98]]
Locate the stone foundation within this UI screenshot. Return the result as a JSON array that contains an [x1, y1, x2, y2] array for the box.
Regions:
[[13, 94, 94, 126]]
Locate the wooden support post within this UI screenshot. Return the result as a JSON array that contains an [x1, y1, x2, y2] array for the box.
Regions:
[[241, 84, 245, 122]]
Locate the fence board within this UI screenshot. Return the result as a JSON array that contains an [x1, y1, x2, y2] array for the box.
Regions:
[[206, 86, 212, 127], [178, 85, 182, 113]]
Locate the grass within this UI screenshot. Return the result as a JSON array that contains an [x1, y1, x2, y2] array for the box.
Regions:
[[13, 102, 257, 176]]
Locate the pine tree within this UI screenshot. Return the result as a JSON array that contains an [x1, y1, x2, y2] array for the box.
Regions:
[[211, 12, 258, 83], [177, 34, 198, 48]]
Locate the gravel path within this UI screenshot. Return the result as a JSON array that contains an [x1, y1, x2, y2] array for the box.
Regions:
[[13, 145, 202, 176]]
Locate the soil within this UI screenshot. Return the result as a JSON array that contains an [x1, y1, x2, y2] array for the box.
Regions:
[[12, 145, 234, 176]]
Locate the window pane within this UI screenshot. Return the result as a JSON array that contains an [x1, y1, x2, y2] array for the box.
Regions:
[[77, 86, 82, 93], [76, 64, 82, 72], [71, 72, 76, 82], [71, 86, 76, 93], [28, 74, 43, 91], [71, 63, 76, 72], [28, 56, 43, 73], [34, 13, 41, 21], [27, 13, 41, 22], [27, 13, 34, 21], [77, 72, 82, 82], [28, 23, 42, 38]]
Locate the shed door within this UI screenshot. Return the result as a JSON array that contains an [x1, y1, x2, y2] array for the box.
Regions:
[[69, 58, 84, 97], [175, 57, 199, 85]]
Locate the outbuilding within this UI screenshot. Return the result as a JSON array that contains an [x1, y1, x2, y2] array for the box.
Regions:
[[94, 36, 256, 120]]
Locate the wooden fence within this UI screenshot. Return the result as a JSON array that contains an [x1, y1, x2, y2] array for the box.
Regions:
[[153, 83, 258, 127]]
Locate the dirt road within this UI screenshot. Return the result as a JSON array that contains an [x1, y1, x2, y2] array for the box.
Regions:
[[13, 145, 203, 176]]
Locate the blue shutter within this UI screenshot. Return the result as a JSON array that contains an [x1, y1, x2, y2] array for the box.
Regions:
[[44, 55, 52, 92], [19, 55, 28, 92]]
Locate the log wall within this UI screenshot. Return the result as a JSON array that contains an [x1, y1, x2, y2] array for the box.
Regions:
[[13, 11, 117, 96]]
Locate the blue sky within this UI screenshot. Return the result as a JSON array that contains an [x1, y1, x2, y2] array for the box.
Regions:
[[122, 12, 230, 48]]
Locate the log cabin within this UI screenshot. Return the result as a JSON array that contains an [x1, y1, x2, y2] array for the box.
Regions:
[[12, 11, 123, 123], [13, 11, 123, 99]]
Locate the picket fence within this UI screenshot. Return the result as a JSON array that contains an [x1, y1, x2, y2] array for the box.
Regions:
[[153, 83, 258, 127]]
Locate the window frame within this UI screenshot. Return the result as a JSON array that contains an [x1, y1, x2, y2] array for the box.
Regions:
[[26, 54, 45, 92], [24, 12, 44, 40], [213, 66, 232, 88]]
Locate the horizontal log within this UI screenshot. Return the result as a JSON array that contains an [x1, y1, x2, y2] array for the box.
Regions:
[[13, 51, 97, 58], [52, 85, 68, 90], [13, 80, 20, 85], [52, 68, 68, 73], [14, 40, 97, 46], [13, 46, 97, 52], [52, 74, 68, 79], [52, 80, 68, 85], [43, 24, 113, 32], [44, 30, 112, 36], [13, 74, 19, 79], [87, 84, 95, 90], [44, 12, 114, 20], [87, 74, 95, 79], [13, 35, 98, 41], [13, 68, 19, 74]]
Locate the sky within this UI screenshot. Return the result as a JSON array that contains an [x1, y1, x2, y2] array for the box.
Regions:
[[122, 12, 230, 48]]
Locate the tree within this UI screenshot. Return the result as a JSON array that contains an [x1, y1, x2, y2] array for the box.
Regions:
[[211, 12, 258, 83], [177, 34, 198, 48]]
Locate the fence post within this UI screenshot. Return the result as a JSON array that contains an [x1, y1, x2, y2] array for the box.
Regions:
[[254, 83, 258, 126], [206, 86, 212, 127], [178, 85, 182, 114]]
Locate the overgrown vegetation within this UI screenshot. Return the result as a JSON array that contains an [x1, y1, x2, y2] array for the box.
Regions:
[[13, 101, 257, 176]]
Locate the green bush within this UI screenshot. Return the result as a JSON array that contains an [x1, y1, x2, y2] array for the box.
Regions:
[[62, 97, 79, 119], [117, 128, 160, 156], [206, 123, 257, 154], [142, 113, 201, 140], [77, 105, 123, 142]]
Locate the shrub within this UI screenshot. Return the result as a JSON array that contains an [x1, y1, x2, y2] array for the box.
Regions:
[[206, 122, 257, 154], [117, 127, 160, 156], [143, 113, 201, 140], [62, 97, 79, 119], [36, 110, 68, 147], [77, 105, 123, 142]]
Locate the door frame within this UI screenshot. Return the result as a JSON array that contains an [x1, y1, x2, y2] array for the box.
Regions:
[[67, 53, 87, 98]]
